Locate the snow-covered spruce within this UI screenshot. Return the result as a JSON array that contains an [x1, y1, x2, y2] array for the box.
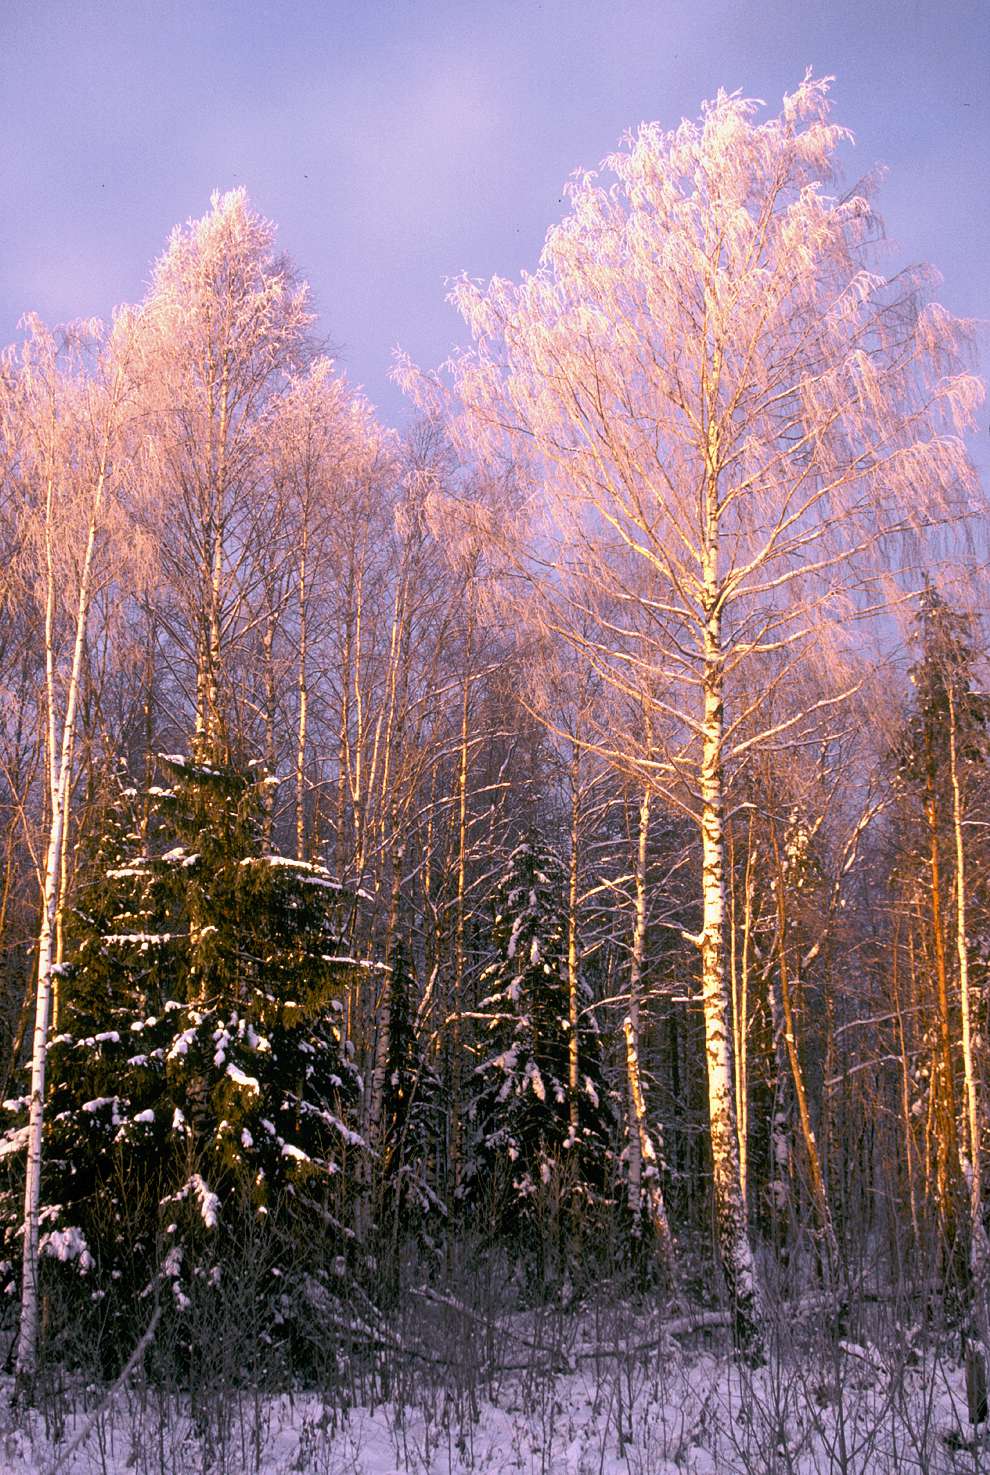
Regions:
[[461, 838, 615, 1272], [372, 938, 446, 1242], [0, 752, 366, 1362]]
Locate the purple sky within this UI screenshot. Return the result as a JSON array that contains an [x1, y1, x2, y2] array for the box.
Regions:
[[2, 0, 987, 432]]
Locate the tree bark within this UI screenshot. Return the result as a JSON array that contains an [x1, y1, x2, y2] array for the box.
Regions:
[[924, 739, 959, 1252], [450, 595, 474, 1200], [622, 782, 676, 1282], [18, 402, 117, 1383], [699, 604, 763, 1357], [947, 688, 990, 1344], [295, 517, 309, 861], [770, 827, 839, 1281], [567, 744, 581, 1136]]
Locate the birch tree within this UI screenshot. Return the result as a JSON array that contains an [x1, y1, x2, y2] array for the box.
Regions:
[[134, 189, 313, 752], [622, 781, 677, 1279], [401, 74, 984, 1352], [264, 357, 394, 859], [3, 312, 145, 1382]]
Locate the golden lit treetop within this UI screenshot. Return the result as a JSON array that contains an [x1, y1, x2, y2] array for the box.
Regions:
[[397, 73, 985, 794]]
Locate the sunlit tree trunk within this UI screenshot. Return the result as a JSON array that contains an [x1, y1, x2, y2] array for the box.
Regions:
[[947, 688, 990, 1343], [260, 572, 279, 843], [336, 600, 354, 884], [738, 818, 755, 1208], [295, 518, 309, 860], [450, 595, 474, 1199], [50, 723, 75, 1033], [699, 604, 763, 1354], [18, 373, 123, 1383], [924, 736, 959, 1252], [623, 786, 676, 1281], [890, 915, 922, 1249], [567, 743, 581, 1135]]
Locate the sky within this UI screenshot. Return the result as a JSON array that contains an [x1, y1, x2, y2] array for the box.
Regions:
[[1, 0, 988, 432]]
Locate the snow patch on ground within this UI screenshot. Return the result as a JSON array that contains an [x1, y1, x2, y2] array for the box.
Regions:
[[0, 1334, 987, 1474]]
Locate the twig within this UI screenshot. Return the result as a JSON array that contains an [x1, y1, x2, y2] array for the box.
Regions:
[[44, 1301, 161, 1475]]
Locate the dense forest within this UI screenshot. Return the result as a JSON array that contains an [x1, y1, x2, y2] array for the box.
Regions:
[[0, 73, 988, 1470]]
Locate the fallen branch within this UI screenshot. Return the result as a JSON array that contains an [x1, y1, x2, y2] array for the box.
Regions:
[[571, 1309, 732, 1362], [410, 1285, 575, 1368]]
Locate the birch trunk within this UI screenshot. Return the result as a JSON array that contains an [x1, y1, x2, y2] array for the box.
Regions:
[[770, 829, 839, 1280], [336, 600, 353, 882], [623, 785, 676, 1280], [260, 588, 277, 845], [365, 577, 410, 1147], [450, 599, 473, 1199], [295, 520, 309, 860], [567, 744, 581, 1135], [736, 818, 756, 1208], [768, 958, 792, 1245], [51, 720, 76, 1033], [17, 414, 117, 1382], [699, 607, 763, 1356]]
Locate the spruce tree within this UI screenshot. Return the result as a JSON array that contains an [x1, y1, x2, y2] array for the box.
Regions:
[[898, 588, 990, 788], [462, 837, 614, 1268], [375, 938, 445, 1260], [0, 750, 365, 1360]]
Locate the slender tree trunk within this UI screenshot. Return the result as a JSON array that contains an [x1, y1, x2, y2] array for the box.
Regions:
[[204, 370, 228, 751], [336, 604, 353, 883], [623, 786, 676, 1280], [770, 828, 838, 1280], [261, 589, 277, 844], [18, 424, 116, 1383], [947, 689, 990, 1346], [699, 602, 763, 1356], [50, 721, 76, 1033], [625, 787, 649, 1222], [890, 916, 922, 1250], [450, 598, 474, 1200], [567, 743, 581, 1136], [739, 820, 755, 1209], [350, 569, 366, 879], [910, 915, 940, 1216], [925, 746, 959, 1251], [730, 815, 754, 1210], [295, 521, 309, 860], [367, 812, 407, 1153], [766, 935, 793, 1250]]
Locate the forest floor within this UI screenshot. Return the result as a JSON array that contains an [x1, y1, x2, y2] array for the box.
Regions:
[[1, 1313, 988, 1475]]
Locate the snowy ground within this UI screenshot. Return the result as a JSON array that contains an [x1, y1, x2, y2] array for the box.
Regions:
[[2, 1325, 988, 1475]]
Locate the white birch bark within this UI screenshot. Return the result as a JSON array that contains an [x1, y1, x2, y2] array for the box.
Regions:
[[623, 796, 677, 1294], [294, 519, 309, 861], [17, 390, 119, 1381], [450, 597, 473, 1198], [735, 819, 756, 1208], [699, 607, 763, 1355], [623, 787, 673, 1256], [567, 744, 581, 1135]]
